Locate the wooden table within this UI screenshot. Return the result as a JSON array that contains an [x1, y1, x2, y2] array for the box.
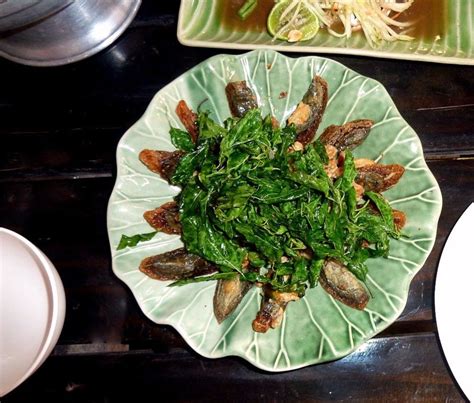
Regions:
[[1, 2, 472, 401]]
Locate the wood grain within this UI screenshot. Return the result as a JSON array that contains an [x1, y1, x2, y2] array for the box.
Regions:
[[0, 0, 472, 400], [3, 334, 466, 402], [0, 160, 472, 347], [1, 13, 473, 182]]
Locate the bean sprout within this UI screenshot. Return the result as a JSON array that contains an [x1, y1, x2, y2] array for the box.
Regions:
[[275, 0, 415, 47]]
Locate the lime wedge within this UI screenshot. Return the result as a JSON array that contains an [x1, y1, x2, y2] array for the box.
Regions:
[[267, 0, 319, 42]]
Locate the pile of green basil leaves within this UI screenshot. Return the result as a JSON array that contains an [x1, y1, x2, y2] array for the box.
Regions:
[[123, 109, 401, 296]]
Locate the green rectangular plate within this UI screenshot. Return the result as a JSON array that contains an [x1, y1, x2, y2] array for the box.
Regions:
[[178, 0, 474, 65]]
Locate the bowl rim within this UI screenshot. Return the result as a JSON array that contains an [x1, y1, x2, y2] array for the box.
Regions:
[[0, 227, 66, 397]]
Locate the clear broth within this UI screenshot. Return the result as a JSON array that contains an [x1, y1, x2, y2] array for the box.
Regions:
[[220, 0, 275, 32]]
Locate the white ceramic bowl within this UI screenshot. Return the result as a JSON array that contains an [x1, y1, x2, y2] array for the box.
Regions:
[[435, 203, 474, 401], [0, 228, 66, 397]]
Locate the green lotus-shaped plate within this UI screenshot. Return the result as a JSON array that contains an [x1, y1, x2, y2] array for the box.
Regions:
[[107, 50, 442, 371]]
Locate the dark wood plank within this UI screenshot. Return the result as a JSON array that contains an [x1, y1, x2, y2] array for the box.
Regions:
[[384, 158, 474, 323], [1, 56, 473, 181], [2, 333, 466, 402], [130, 0, 178, 26], [1, 123, 473, 184], [0, 4, 473, 181], [0, 128, 117, 181], [0, 159, 472, 346], [1, 1, 470, 401], [0, 23, 218, 135]]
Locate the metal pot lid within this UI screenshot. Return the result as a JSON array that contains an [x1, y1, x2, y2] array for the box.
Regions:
[[0, 0, 141, 66]]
